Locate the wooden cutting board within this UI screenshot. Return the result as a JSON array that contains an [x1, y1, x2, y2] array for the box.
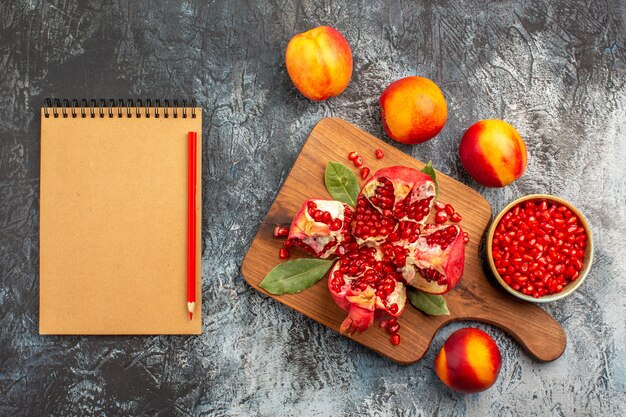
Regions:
[[241, 118, 566, 365]]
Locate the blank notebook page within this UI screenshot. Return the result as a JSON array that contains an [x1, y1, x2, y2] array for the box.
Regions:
[[39, 107, 202, 334]]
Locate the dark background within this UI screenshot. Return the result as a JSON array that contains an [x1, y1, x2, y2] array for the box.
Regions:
[[1, 1, 624, 416]]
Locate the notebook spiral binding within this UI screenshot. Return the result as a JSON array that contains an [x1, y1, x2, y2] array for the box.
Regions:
[[43, 98, 198, 119]]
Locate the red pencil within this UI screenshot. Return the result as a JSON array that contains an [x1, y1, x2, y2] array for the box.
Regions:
[[187, 131, 197, 320]]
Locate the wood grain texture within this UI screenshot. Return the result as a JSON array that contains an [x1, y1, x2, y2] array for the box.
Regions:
[[242, 118, 566, 364]]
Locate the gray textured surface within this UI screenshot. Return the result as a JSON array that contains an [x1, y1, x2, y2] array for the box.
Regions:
[[0, 0, 624, 416]]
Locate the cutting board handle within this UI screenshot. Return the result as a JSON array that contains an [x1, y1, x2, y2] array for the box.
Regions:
[[454, 268, 567, 362]]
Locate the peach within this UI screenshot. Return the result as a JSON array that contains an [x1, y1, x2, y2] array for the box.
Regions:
[[379, 76, 448, 144], [434, 328, 502, 393], [285, 26, 352, 101], [459, 120, 527, 187]]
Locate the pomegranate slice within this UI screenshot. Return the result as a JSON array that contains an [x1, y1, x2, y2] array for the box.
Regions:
[[286, 199, 355, 258], [328, 246, 406, 334], [352, 166, 436, 244], [401, 224, 466, 294]]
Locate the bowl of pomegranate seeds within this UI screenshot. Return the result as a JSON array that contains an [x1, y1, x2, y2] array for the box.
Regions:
[[487, 194, 593, 302]]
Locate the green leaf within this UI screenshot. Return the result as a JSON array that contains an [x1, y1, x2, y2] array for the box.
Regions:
[[407, 288, 450, 315], [260, 258, 335, 295], [324, 161, 359, 207], [420, 161, 439, 198]]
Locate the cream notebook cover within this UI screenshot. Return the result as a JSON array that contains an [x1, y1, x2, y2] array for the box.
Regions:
[[39, 100, 202, 334]]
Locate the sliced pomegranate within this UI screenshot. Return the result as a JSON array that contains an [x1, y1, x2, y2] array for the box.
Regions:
[[401, 224, 466, 294], [328, 246, 406, 335], [352, 166, 436, 245], [280, 164, 466, 346], [286, 199, 355, 258]]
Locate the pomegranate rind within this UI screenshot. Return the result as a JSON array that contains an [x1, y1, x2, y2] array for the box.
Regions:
[[361, 166, 436, 220], [364, 166, 435, 190], [340, 303, 375, 335]]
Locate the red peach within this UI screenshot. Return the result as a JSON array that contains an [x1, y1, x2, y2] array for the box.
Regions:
[[285, 26, 352, 101], [434, 328, 502, 393], [379, 76, 448, 144], [459, 120, 527, 187]]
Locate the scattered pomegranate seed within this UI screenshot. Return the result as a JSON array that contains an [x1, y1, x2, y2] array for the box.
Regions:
[[463, 231, 470, 243], [435, 211, 448, 224], [273, 226, 289, 237], [278, 247, 290, 259], [450, 212, 462, 222], [492, 199, 587, 298], [386, 322, 400, 335], [348, 151, 359, 161], [390, 334, 400, 346], [360, 167, 370, 179], [444, 204, 455, 216], [353, 156, 364, 167], [435, 201, 446, 211], [379, 320, 388, 329], [375, 149, 385, 159]]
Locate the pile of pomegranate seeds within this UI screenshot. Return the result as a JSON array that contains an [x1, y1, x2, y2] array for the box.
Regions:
[[492, 199, 587, 298]]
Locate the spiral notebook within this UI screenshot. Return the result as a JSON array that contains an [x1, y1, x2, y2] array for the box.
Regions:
[[39, 98, 202, 334]]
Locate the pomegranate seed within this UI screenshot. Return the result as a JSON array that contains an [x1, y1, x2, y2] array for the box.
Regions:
[[450, 212, 462, 222], [435, 211, 448, 224], [348, 151, 359, 161], [386, 323, 400, 335], [360, 167, 370, 179], [330, 219, 343, 231], [279, 247, 290, 259], [389, 303, 399, 314], [444, 204, 455, 216], [379, 320, 388, 328], [390, 334, 400, 346], [273, 226, 289, 237], [353, 156, 364, 167], [435, 201, 446, 211], [375, 149, 385, 159]]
